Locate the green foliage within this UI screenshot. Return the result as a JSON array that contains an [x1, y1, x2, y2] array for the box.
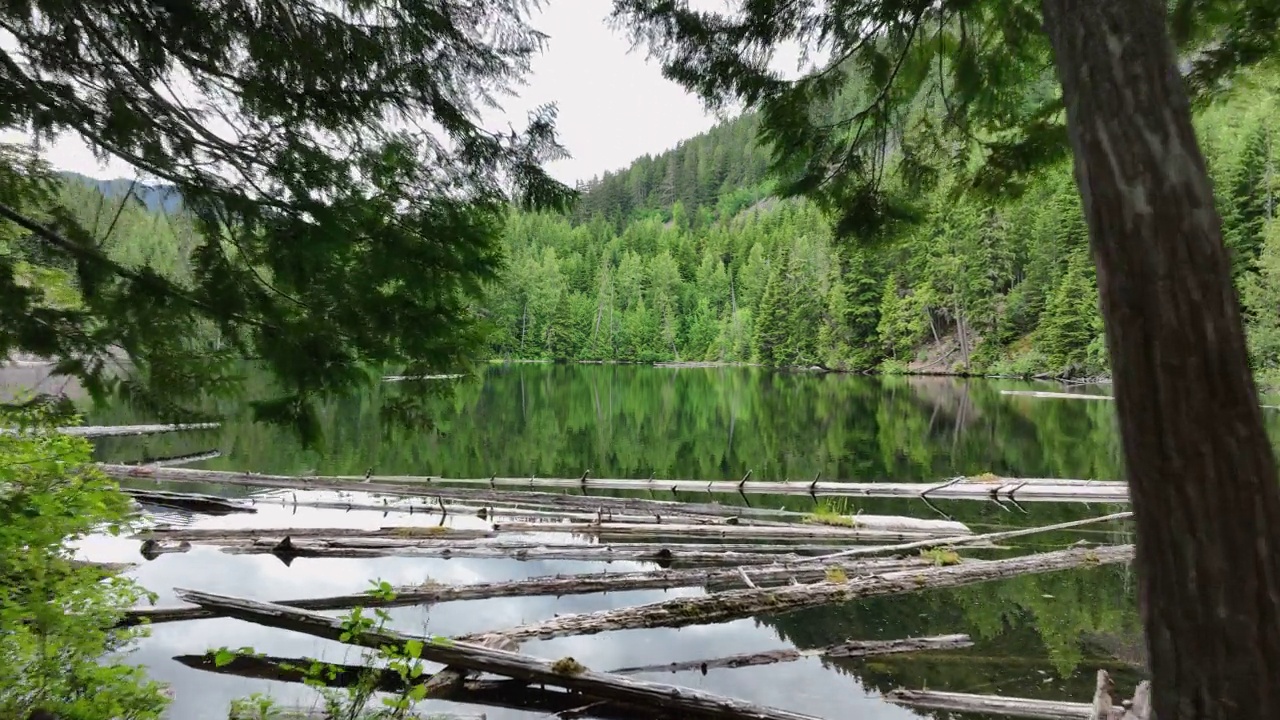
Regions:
[[0, 0, 574, 440], [0, 405, 169, 720]]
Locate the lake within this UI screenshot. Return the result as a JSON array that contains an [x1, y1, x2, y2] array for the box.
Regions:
[[73, 364, 1145, 719]]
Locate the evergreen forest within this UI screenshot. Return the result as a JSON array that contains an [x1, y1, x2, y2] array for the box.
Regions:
[[30, 69, 1280, 385]]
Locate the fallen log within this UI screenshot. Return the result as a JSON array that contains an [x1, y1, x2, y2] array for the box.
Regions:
[[463, 545, 1134, 643], [134, 525, 495, 541], [71, 560, 138, 575], [215, 537, 855, 555], [885, 688, 1113, 719], [122, 488, 255, 516], [123, 449, 222, 468], [1001, 389, 1280, 412], [885, 670, 1151, 720], [230, 706, 482, 720], [491, 520, 963, 541], [789, 511, 1134, 564], [174, 588, 830, 720], [122, 557, 933, 626], [219, 540, 814, 566], [175, 652, 656, 720], [99, 464, 1130, 503], [607, 634, 972, 675], [3, 422, 221, 438]]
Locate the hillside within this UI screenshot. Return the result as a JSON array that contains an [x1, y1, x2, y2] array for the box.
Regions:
[[482, 70, 1280, 380], [35, 76, 1280, 382]]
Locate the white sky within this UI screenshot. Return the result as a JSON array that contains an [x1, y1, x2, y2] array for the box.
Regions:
[[1, 0, 813, 186]]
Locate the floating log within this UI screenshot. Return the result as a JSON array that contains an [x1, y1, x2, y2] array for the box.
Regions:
[[139, 539, 192, 560], [2, 422, 221, 438], [491, 520, 963, 541], [124, 449, 222, 468], [231, 706, 482, 720], [1000, 390, 1115, 402], [220, 540, 815, 566], [885, 688, 1113, 719], [789, 511, 1134, 564], [608, 634, 972, 675], [464, 545, 1134, 643], [71, 560, 138, 575], [122, 557, 933, 626], [174, 588, 830, 720], [1002, 389, 1279, 411], [134, 525, 494, 541], [100, 464, 823, 519], [885, 670, 1151, 720], [382, 374, 465, 381], [215, 537, 855, 555], [175, 652, 656, 720], [122, 488, 255, 515], [99, 464, 1130, 503]]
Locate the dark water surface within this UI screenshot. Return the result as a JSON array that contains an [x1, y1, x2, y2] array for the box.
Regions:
[[77, 365, 1147, 719]]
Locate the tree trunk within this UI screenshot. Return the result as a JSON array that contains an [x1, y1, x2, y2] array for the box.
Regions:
[[1040, 0, 1280, 717]]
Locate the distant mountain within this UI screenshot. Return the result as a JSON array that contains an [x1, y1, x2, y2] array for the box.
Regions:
[[58, 171, 183, 215]]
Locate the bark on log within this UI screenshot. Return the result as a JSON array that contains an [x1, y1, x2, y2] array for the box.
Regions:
[[173, 588, 830, 720], [122, 557, 933, 626], [464, 545, 1133, 643], [1041, 0, 1280, 717], [607, 634, 972, 674], [99, 464, 1129, 503], [174, 652, 656, 720]]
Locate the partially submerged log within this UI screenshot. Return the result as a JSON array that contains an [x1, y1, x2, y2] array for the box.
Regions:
[[491, 520, 964, 541], [175, 652, 656, 720], [174, 588, 830, 720], [123, 449, 222, 468], [789, 511, 1134, 564], [608, 634, 972, 675], [216, 537, 853, 555], [220, 540, 815, 566], [2, 422, 221, 438], [122, 488, 255, 515], [464, 545, 1134, 643], [885, 671, 1152, 720], [134, 525, 494, 541], [122, 557, 933, 626], [99, 463, 1130, 503]]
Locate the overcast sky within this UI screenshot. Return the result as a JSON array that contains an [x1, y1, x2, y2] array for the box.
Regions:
[[0, 0, 814, 185]]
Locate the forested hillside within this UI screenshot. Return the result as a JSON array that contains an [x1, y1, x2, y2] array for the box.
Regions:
[[37, 68, 1280, 382], [486, 69, 1280, 380]]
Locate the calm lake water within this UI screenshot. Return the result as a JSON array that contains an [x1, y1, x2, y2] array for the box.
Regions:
[[74, 364, 1147, 719]]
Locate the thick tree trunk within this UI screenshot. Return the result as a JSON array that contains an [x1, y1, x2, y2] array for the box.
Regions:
[[1040, 0, 1280, 716]]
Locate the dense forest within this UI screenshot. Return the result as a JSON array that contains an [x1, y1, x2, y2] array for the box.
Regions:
[[487, 68, 1280, 381], [23, 68, 1280, 383]]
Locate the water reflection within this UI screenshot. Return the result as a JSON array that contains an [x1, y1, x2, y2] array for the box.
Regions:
[[73, 366, 1146, 719]]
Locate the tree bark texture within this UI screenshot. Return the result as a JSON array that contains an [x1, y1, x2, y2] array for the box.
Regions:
[[1040, 0, 1280, 716]]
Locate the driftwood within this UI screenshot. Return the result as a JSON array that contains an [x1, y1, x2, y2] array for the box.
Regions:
[[491, 520, 964, 541], [99, 464, 1130, 503], [134, 525, 494, 541], [216, 537, 854, 555], [102, 463, 818, 521], [607, 634, 972, 675], [383, 374, 465, 381], [885, 671, 1152, 720], [463, 545, 1134, 643], [2, 422, 221, 438], [123, 449, 222, 468], [1002, 388, 1280, 411], [175, 652, 656, 720], [122, 488, 255, 515], [220, 540, 815, 566], [788, 511, 1134, 564], [230, 707, 482, 720], [174, 588, 829, 720], [122, 557, 932, 626]]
